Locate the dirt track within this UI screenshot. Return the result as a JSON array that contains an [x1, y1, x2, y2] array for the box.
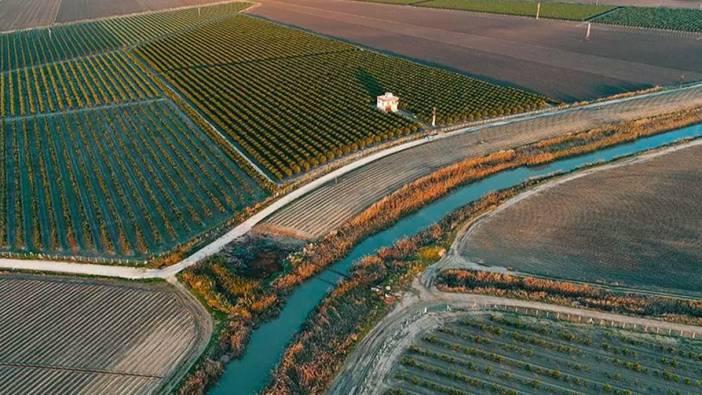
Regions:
[[0, 273, 211, 394], [260, 83, 702, 240], [249, 0, 702, 101]]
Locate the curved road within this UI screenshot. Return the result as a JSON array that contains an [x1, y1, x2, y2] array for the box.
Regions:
[[1, 83, 702, 279]]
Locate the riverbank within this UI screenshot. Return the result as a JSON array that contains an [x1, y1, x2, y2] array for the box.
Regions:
[[271, 139, 702, 394], [181, 107, 702, 394]]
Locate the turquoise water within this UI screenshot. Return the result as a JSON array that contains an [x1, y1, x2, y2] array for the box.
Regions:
[[210, 124, 702, 395]]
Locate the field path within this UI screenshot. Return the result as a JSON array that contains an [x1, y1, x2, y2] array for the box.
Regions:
[[1, 82, 702, 279]]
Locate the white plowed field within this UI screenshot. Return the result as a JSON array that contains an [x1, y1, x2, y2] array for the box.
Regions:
[[0, 273, 211, 394]]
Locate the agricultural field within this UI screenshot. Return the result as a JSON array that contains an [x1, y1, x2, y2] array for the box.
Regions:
[[250, 0, 702, 101], [459, 141, 702, 294], [136, 15, 547, 179], [415, 0, 615, 21], [0, 0, 61, 32], [594, 7, 702, 32], [390, 311, 702, 395], [1, 52, 159, 117], [259, 85, 702, 240], [0, 2, 250, 72], [0, 272, 211, 394], [55, 0, 241, 23], [0, 100, 267, 260]]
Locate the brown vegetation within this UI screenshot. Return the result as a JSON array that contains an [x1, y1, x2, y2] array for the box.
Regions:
[[437, 270, 702, 326], [272, 106, 702, 291]]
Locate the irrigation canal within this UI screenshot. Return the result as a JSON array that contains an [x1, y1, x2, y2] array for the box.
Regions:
[[210, 123, 702, 395]]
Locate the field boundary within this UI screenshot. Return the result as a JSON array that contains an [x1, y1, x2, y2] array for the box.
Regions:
[[0, 81, 701, 278], [128, 52, 278, 185]]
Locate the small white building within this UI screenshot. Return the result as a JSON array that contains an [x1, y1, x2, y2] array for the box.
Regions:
[[376, 92, 399, 113]]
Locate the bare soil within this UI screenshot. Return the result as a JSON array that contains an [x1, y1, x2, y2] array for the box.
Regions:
[[0, 273, 212, 394], [54, 0, 228, 24], [250, 0, 702, 101], [460, 141, 702, 293], [217, 233, 303, 279], [0, 0, 61, 31]]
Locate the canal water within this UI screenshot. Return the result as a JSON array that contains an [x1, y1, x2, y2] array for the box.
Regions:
[[210, 124, 702, 395]]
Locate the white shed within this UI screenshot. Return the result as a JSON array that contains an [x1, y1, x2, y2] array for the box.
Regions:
[[376, 92, 399, 113]]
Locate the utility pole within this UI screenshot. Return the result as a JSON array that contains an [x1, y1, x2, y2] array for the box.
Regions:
[[432, 107, 437, 127], [536, 2, 541, 20], [585, 22, 591, 40]]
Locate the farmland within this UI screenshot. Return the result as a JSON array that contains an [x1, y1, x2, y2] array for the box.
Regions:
[[0, 0, 61, 31], [594, 7, 702, 32], [1, 52, 159, 117], [0, 272, 211, 394], [389, 311, 702, 394], [0, 2, 250, 72], [459, 140, 702, 294], [259, 84, 702, 240], [415, 0, 614, 21], [1, 100, 267, 261], [250, 0, 702, 102], [136, 15, 548, 179], [55, 0, 242, 24]]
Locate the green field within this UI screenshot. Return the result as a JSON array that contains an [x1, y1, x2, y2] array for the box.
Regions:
[[0, 2, 272, 262], [593, 7, 702, 32], [136, 15, 548, 180], [392, 312, 702, 394], [415, 0, 614, 21], [0, 2, 552, 260], [1, 52, 159, 117], [0, 2, 250, 72], [0, 100, 267, 260]]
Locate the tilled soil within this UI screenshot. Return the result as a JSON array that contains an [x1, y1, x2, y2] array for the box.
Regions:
[[460, 141, 702, 293], [0, 273, 211, 395], [249, 0, 702, 101]]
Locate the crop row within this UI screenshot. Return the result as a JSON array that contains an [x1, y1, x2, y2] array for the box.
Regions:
[[136, 16, 547, 179], [137, 15, 350, 72], [1, 51, 158, 117], [0, 2, 250, 72], [0, 100, 267, 260], [392, 312, 702, 394], [593, 7, 702, 33]]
